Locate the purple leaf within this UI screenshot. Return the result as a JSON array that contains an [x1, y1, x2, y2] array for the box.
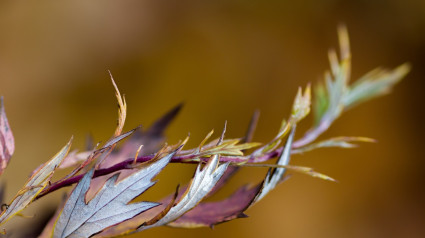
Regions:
[[0, 98, 14, 175], [169, 183, 262, 228]]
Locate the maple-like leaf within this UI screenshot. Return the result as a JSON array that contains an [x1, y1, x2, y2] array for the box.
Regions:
[[0, 138, 72, 226], [52, 150, 176, 238], [99, 153, 229, 237], [0, 97, 14, 175]]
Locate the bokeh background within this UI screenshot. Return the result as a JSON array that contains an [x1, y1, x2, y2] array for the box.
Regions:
[[0, 0, 424, 237]]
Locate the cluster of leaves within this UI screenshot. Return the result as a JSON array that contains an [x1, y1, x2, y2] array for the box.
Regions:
[[0, 26, 409, 237]]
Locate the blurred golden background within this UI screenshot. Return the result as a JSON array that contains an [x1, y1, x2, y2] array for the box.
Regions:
[[0, 0, 424, 237]]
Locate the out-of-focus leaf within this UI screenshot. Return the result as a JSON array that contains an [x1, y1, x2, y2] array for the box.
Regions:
[[0, 139, 72, 226], [58, 150, 91, 169], [38, 194, 67, 238], [0, 183, 5, 207], [281, 165, 336, 182], [293, 26, 351, 148], [291, 85, 311, 123], [118, 103, 183, 160], [313, 82, 329, 126], [144, 103, 183, 138], [0, 98, 14, 175], [343, 64, 410, 109], [292, 137, 376, 154], [295, 25, 408, 148], [240, 163, 336, 182], [53, 151, 175, 238], [254, 126, 295, 202]]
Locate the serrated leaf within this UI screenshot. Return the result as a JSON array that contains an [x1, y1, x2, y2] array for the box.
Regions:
[[97, 154, 229, 237], [294, 25, 408, 148], [197, 140, 261, 158], [138, 154, 229, 231], [53, 151, 175, 238], [0, 97, 14, 175], [0, 138, 72, 226], [150, 113, 261, 229], [139, 112, 261, 229], [343, 64, 410, 109], [291, 85, 311, 123], [59, 103, 182, 170], [255, 126, 295, 202]]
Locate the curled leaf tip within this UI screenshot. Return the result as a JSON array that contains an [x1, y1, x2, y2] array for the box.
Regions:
[[217, 121, 227, 145], [108, 71, 127, 137]]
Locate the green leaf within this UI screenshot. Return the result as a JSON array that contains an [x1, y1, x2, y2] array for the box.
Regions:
[[343, 63, 410, 109]]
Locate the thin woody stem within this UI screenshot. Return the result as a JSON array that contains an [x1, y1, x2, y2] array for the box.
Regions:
[[35, 148, 284, 200]]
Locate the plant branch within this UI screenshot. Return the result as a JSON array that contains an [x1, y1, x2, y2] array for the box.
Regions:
[[35, 148, 284, 200]]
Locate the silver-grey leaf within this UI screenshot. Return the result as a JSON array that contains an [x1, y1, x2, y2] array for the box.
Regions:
[[53, 151, 175, 238], [343, 64, 410, 109], [137, 154, 229, 231], [254, 126, 295, 202]]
